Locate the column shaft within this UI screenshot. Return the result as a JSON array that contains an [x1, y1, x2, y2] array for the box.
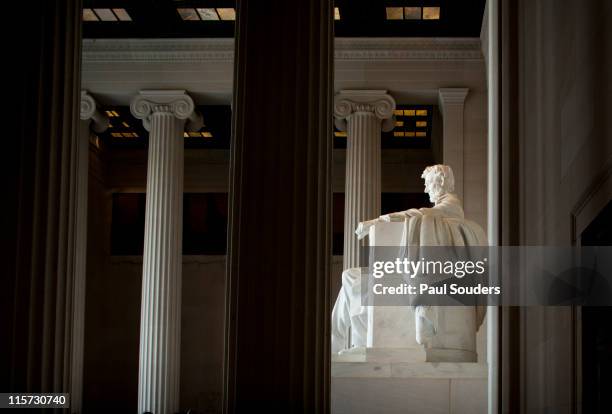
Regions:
[[344, 113, 382, 269], [72, 91, 108, 413], [131, 90, 198, 414], [438, 88, 469, 201], [334, 90, 395, 269], [224, 1, 333, 411], [69, 121, 90, 414], [138, 112, 184, 414], [6, 0, 82, 394]]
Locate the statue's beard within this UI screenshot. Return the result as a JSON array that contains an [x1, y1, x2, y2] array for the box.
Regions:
[[427, 187, 444, 204]]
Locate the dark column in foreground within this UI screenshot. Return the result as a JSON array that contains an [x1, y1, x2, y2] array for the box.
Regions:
[[2, 0, 83, 394], [224, 0, 333, 412]]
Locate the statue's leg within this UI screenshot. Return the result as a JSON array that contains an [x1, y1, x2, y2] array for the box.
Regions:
[[349, 307, 368, 348], [415, 305, 437, 346], [343, 268, 367, 349], [331, 287, 351, 354]]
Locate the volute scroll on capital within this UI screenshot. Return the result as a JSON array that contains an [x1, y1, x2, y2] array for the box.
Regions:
[[80, 91, 97, 121], [333, 90, 396, 132], [334, 98, 395, 120], [80, 90, 109, 133], [130, 90, 203, 132]]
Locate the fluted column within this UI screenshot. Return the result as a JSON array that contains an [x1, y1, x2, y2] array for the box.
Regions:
[[334, 90, 396, 269], [438, 88, 469, 201], [224, 1, 333, 411], [130, 90, 202, 414], [71, 91, 108, 413], [6, 0, 83, 396]]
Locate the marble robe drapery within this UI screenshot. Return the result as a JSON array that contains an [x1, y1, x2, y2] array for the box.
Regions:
[[387, 193, 488, 343]]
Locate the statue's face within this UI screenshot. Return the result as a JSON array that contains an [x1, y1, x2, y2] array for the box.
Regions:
[[423, 174, 433, 195], [423, 172, 443, 203]]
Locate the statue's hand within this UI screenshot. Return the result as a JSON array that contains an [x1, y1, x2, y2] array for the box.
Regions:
[[355, 219, 379, 240]]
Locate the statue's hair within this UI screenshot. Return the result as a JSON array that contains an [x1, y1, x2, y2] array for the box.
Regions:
[[421, 164, 455, 193]]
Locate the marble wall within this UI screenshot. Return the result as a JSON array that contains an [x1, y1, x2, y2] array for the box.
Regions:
[[332, 375, 487, 414], [499, 0, 612, 412]]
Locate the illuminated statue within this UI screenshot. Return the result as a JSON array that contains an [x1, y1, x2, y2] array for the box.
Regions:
[[332, 165, 487, 362]]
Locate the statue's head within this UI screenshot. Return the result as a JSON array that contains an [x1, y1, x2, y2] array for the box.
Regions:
[[421, 164, 455, 203]]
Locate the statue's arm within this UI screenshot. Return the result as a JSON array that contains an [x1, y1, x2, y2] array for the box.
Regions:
[[356, 207, 428, 240], [380, 208, 423, 222]]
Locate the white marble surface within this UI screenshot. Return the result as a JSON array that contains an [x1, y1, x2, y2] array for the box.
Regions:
[[332, 377, 452, 414], [366, 223, 425, 358], [451, 379, 488, 414], [332, 361, 488, 413], [332, 361, 487, 379], [366, 347, 427, 364], [367, 306, 421, 350], [131, 91, 195, 414], [334, 90, 395, 269], [438, 88, 469, 202], [364, 221, 482, 362], [332, 376, 487, 414]]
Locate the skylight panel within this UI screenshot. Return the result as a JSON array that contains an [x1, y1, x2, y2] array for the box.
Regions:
[[423, 6, 441, 20], [84, 8, 132, 22], [178, 7, 237, 22], [197, 8, 220, 21], [83, 9, 99, 22], [112, 8, 132, 22], [217, 8, 236, 21], [404, 7, 422, 20], [185, 131, 214, 138], [385, 7, 403, 20], [94, 9, 117, 22], [177, 8, 199, 21], [385, 6, 440, 21]]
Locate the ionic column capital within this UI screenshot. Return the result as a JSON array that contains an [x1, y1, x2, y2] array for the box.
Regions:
[[80, 90, 108, 133], [130, 90, 203, 131], [334, 90, 396, 132]]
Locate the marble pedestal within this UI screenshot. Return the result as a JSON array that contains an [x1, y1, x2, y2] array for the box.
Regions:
[[332, 361, 487, 414], [366, 222, 479, 363]]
